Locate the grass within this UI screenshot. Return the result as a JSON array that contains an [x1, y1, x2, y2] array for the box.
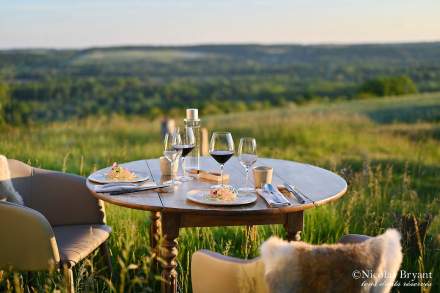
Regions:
[[1, 93, 439, 292]]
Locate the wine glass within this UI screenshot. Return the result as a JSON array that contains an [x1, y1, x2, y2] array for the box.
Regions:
[[238, 137, 257, 193], [209, 132, 234, 189], [174, 127, 196, 182], [163, 131, 181, 187]]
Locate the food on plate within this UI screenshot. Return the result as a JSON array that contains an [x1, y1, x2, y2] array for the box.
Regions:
[[106, 162, 137, 181], [209, 187, 237, 201]]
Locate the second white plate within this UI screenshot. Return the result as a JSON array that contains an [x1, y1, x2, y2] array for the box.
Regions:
[[187, 189, 257, 206]]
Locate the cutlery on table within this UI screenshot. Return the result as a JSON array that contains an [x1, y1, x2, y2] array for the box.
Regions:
[[94, 182, 140, 191], [282, 182, 308, 204], [264, 184, 288, 202], [94, 181, 169, 195], [108, 184, 170, 195], [99, 182, 141, 187], [262, 183, 291, 207]]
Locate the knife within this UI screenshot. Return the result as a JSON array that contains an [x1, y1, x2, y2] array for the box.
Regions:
[[108, 184, 170, 195], [283, 182, 306, 204]]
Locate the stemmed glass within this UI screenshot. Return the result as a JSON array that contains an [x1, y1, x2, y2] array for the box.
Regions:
[[238, 137, 257, 193], [174, 127, 196, 182], [209, 132, 234, 189], [163, 131, 181, 187]]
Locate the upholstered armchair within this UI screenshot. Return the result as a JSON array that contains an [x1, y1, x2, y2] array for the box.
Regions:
[[192, 231, 402, 293], [0, 159, 112, 292]]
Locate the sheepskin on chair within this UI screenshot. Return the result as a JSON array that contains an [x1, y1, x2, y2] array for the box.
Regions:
[[0, 155, 24, 204], [261, 229, 402, 293]]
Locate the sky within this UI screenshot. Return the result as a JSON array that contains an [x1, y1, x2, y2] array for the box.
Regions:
[[1, 0, 440, 49]]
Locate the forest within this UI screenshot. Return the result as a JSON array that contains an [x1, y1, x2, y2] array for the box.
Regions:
[[1, 42, 439, 124]]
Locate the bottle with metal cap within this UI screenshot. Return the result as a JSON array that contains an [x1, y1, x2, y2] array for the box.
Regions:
[[184, 108, 201, 170]]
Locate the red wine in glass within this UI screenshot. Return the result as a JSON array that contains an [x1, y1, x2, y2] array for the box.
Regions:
[[174, 144, 195, 157], [209, 132, 235, 189], [209, 150, 234, 164]]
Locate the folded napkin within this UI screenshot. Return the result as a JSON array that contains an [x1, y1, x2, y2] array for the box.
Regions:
[[257, 188, 292, 208], [94, 181, 168, 194]]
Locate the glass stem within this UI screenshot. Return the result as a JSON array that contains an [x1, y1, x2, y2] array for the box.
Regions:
[[182, 157, 185, 177], [245, 167, 249, 188], [171, 160, 176, 187], [220, 164, 224, 187]]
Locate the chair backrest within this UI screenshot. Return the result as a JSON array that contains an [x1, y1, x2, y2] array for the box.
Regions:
[[7, 159, 33, 203], [191, 250, 268, 293], [192, 230, 402, 293], [7, 158, 106, 227], [261, 229, 402, 293]]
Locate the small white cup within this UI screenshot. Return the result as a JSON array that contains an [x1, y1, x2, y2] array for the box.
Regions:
[[253, 166, 273, 189], [160, 156, 178, 176]]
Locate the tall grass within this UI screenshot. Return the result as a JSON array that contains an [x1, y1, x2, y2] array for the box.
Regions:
[[0, 94, 439, 292]]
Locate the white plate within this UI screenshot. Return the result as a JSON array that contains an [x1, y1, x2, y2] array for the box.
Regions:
[[187, 189, 257, 206], [88, 169, 150, 184]]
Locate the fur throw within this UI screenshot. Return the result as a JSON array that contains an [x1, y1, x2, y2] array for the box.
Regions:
[[0, 155, 24, 204], [261, 229, 402, 293]]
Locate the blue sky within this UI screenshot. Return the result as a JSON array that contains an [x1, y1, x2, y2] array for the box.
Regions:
[[1, 0, 439, 49]]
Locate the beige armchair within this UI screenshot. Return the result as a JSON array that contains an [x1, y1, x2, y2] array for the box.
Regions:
[[192, 233, 400, 293], [0, 159, 112, 292], [192, 249, 268, 293]]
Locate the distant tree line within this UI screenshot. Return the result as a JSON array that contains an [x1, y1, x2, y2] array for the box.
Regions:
[[0, 74, 419, 125], [0, 43, 439, 125]]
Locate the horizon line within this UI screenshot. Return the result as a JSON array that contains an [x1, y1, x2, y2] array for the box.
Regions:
[[1, 39, 440, 51]]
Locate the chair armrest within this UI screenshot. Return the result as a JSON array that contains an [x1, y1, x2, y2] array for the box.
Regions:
[[191, 250, 268, 293], [0, 202, 60, 271], [338, 234, 372, 244], [27, 168, 106, 226]]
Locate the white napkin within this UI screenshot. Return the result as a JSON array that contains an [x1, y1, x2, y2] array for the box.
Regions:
[[257, 188, 292, 208], [94, 181, 160, 194]]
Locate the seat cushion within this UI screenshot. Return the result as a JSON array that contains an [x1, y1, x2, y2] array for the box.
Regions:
[[53, 224, 111, 267]]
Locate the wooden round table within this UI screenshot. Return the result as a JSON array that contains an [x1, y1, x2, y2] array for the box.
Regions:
[[87, 156, 347, 293]]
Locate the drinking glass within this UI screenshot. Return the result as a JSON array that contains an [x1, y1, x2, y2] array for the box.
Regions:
[[238, 137, 257, 193], [174, 127, 196, 182], [163, 131, 181, 187], [209, 132, 234, 189]]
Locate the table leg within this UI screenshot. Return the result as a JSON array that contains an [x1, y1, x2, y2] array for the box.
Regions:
[[150, 211, 162, 269], [285, 211, 304, 241], [161, 213, 180, 293]]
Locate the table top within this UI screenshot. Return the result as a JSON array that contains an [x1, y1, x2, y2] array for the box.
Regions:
[[86, 157, 347, 215]]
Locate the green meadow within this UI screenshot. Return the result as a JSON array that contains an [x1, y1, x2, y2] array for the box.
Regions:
[[1, 93, 439, 292]]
